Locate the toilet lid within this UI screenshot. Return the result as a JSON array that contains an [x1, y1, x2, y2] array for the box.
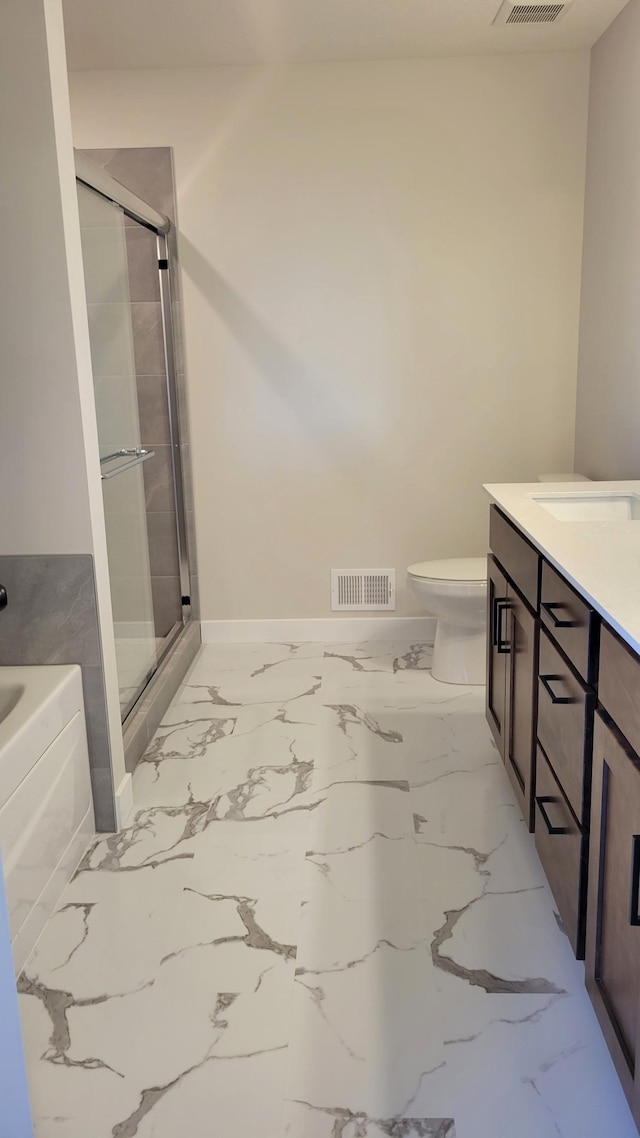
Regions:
[[408, 557, 487, 582]]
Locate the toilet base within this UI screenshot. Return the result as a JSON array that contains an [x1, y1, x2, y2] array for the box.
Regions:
[[431, 621, 486, 686]]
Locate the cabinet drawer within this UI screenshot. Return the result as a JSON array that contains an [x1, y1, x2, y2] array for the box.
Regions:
[[540, 560, 597, 684], [489, 506, 540, 612], [534, 746, 586, 958], [599, 624, 640, 757], [537, 627, 594, 824]]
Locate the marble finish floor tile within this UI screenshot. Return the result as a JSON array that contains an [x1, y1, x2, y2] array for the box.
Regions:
[[17, 642, 637, 1137]]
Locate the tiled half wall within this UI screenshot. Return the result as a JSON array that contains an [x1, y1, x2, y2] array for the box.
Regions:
[[0, 555, 115, 831]]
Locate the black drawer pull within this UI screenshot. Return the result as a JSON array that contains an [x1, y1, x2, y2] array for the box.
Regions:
[[540, 674, 572, 704], [536, 795, 569, 836], [630, 836, 640, 926], [496, 599, 510, 655], [541, 600, 577, 629]]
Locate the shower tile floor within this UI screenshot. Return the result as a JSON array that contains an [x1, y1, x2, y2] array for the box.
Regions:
[[17, 643, 638, 1138]]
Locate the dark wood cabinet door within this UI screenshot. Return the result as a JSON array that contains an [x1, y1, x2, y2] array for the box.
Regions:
[[535, 745, 586, 957], [586, 711, 640, 1127], [486, 555, 509, 758], [505, 583, 538, 831]]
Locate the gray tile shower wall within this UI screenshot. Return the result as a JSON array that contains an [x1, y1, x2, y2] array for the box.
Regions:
[[0, 554, 116, 831], [82, 148, 177, 223], [81, 147, 199, 628]]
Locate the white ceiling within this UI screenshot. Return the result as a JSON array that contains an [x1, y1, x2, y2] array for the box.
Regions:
[[63, 0, 628, 70]]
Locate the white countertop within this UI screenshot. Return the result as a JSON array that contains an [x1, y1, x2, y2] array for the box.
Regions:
[[483, 481, 640, 655]]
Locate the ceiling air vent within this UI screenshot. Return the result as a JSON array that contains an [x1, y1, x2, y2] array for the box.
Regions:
[[493, 1, 570, 24]]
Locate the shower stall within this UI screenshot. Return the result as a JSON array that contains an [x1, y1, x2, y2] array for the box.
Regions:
[[75, 152, 196, 729]]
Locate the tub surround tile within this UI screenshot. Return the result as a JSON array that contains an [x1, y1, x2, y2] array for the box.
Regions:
[[0, 554, 115, 831], [0, 556, 101, 667], [18, 641, 637, 1137]]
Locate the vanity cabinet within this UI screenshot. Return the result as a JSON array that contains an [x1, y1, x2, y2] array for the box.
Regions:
[[485, 494, 640, 1131], [487, 507, 540, 830], [586, 628, 640, 1129]]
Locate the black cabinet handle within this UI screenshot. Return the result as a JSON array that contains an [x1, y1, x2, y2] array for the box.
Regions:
[[630, 836, 640, 926], [491, 595, 509, 649], [536, 795, 569, 835], [541, 600, 576, 629], [490, 595, 499, 646], [0, 584, 6, 611], [496, 599, 510, 655], [540, 673, 572, 704]]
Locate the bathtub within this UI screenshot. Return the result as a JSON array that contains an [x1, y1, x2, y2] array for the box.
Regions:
[[0, 665, 95, 975]]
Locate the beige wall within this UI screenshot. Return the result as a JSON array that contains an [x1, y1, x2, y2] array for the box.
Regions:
[[0, 0, 95, 554], [574, 0, 640, 480], [70, 54, 590, 619]]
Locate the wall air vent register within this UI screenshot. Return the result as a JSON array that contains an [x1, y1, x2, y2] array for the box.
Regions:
[[331, 570, 396, 611]]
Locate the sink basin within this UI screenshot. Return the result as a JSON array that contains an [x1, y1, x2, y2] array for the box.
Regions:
[[0, 684, 24, 725], [530, 492, 640, 521]]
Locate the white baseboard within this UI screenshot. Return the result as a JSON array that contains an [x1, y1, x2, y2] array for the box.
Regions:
[[114, 773, 134, 829], [201, 617, 437, 645]]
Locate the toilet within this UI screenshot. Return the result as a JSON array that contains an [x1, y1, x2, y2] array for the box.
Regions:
[[408, 473, 590, 686], [407, 557, 488, 685]]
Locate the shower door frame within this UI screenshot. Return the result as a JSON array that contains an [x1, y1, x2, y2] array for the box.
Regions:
[[75, 152, 192, 717]]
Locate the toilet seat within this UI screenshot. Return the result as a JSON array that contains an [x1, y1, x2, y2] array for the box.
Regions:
[[407, 557, 487, 583]]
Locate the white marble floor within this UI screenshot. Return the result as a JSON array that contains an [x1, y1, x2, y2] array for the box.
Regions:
[[17, 642, 638, 1138]]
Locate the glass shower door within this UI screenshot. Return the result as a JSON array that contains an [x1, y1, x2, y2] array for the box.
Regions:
[[77, 183, 158, 718]]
